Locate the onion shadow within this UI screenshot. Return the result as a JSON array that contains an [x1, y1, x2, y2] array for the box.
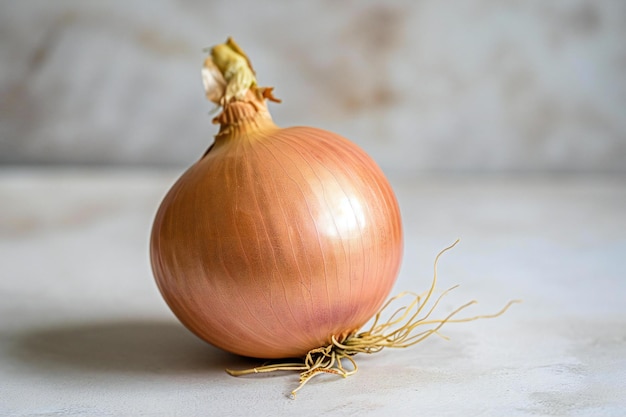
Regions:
[[9, 319, 256, 376]]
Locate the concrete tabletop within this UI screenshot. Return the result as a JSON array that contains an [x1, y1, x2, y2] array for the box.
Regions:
[[1, 169, 624, 416]]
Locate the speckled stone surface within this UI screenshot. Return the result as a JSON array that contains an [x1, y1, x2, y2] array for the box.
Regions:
[[1, 169, 624, 416]]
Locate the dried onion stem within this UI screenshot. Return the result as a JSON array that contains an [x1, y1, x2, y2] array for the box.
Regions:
[[226, 240, 520, 398]]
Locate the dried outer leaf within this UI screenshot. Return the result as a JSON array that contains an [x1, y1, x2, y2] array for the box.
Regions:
[[211, 43, 256, 102], [225, 37, 255, 76], [203, 38, 280, 105], [202, 57, 226, 104], [256, 86, 281, 103]]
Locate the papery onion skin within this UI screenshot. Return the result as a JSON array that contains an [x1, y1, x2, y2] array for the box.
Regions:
[[150, 59, 403, 360]]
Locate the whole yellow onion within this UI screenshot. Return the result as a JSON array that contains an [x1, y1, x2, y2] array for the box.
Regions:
[[150, 39, 403, 359]]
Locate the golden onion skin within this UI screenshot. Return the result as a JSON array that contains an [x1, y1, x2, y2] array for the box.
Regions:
[[150, 103, 403, 359]]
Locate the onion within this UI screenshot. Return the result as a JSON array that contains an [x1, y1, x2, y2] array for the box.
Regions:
[[150, 38, 403, 359], [150, 38, 518, 397]]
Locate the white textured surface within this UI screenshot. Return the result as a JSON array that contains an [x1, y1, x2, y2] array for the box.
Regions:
[[1, 1, 625, 172], [1, 169, 625, 416]]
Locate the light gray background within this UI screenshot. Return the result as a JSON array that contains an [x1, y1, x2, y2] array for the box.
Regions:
[[2, 0, 625, 173]]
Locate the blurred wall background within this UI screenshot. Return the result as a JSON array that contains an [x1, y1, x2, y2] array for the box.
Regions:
[[1, 0, 625, 174]]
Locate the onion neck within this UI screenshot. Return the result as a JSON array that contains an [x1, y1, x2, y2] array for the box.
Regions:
[[212, 90, 278, 140], [203, 38, 281, 142]]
